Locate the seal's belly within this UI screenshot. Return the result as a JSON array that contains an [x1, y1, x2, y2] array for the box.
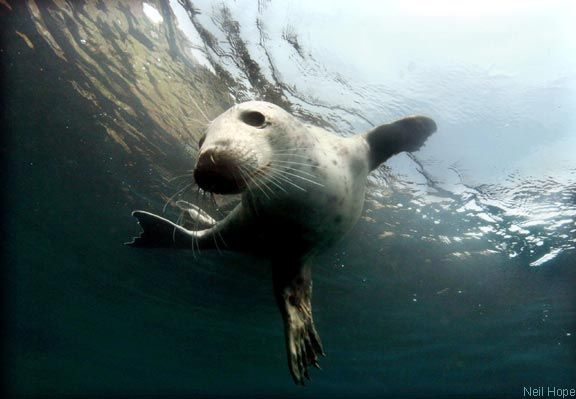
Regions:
[[252, 197, 363, 256]]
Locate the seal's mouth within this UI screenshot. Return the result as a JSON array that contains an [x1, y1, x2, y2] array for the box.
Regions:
[[194, 149, 251, 195]]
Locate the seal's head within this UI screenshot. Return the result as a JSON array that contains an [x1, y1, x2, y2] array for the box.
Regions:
[[193, 101, 303, 194]]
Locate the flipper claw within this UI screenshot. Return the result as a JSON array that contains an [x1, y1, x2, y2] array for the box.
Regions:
[[273, 260, 324, 385]]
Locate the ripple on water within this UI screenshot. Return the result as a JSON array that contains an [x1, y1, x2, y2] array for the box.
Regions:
[[369, 173, 575, 267]]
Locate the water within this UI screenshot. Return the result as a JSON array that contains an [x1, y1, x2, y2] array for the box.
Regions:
[[2, 1, 575, 397]]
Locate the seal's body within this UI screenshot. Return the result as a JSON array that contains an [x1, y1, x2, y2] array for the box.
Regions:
[[127, 101, 436, 384]]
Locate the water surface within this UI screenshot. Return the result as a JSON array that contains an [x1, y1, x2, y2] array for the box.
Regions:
[[2, 1, 575, 397]]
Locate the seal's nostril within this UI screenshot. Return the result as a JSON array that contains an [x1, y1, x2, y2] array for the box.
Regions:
[[196, 149, 217, 169]]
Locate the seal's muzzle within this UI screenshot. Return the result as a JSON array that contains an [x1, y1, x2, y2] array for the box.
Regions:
[[194, 149, 245, 194]]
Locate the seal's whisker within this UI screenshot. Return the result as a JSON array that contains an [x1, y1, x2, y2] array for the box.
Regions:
[[268, 163, 319, 178], [168, 172, 194, 183], [162, 182, 195, 214], [253, 168, 287, 193], [266, 166, 325, 187], [210, 210, 222, 255], [239, 164, 272, 200], [215, 227, 227, 251], [270, 146, 313, 152], [208, 192, 226, 219], [256, 173, 279, 198], [271, 173, 306, 192], [278, 170, 323, 186], [194, 187, 204, 256], [174, 209, 186, 244], [176, 210, 184, 227], [269, 159, 321, 169], [185, 187, 198, 259], [237, 166, 260, 216], [237, 165, 256, 195], [189, 191, 197, 258], [266, 168, 307, 192], [242, 164, 280, 197], [271, 149, 313, 154], [207, 195, 221, 225], [246, 165, 286, 195], [268, 174, 294, 194], [271, 152, 313, 159]]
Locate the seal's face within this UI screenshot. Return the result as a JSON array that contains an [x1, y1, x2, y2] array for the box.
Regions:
[[193, 102, 298, 195]]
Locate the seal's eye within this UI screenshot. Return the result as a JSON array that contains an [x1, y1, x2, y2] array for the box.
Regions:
[[198, 133, 206, 148], [240, 111, 267, 128]]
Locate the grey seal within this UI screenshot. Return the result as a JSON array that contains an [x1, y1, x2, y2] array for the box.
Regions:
[[127, 101, 436, 384]]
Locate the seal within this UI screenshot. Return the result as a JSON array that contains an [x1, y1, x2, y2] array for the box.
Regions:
[[127, 101, 436, 384]]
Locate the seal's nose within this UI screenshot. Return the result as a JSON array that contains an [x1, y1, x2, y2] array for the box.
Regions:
[[194, 149, 243, 194]]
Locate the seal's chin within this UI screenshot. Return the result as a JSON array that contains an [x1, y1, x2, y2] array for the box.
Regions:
[[193, 149, 248, 195]]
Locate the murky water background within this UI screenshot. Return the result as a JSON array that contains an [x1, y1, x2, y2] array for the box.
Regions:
[[2, 1, 575, 397]]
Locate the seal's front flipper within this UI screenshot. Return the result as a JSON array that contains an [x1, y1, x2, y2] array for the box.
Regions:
[[364, 115, 437, 170], [125, 210, 194, 248], [175, 200, 217, 229], [272, 260, 325, 385]]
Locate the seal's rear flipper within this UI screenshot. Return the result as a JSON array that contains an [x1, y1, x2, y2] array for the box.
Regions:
[[272, 260, 325, 385], [125, 211, 193, 248], [364, 115, 437, 170]]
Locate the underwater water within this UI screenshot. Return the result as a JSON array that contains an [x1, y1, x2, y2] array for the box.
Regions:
[[2, 1, 575, 398]]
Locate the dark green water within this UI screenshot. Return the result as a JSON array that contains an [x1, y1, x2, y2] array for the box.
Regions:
[[2, 1, 575, 398]]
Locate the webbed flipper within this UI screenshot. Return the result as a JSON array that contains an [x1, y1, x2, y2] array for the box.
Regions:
[[125, 211, 198, 248], [272, 260, 325, 385], [364, 115, 437, 170]]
